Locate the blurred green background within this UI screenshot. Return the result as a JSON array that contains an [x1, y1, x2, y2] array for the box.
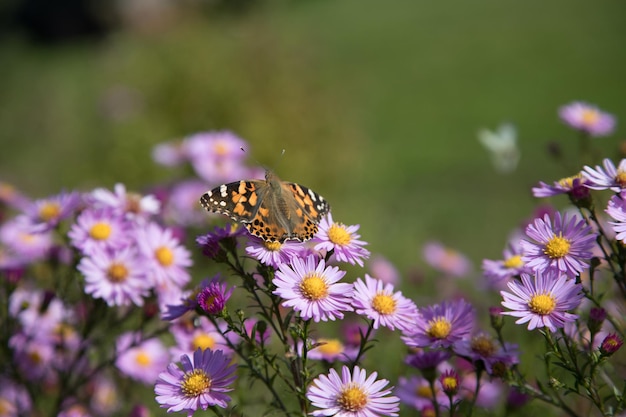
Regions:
[[1, 0, 625, 415]]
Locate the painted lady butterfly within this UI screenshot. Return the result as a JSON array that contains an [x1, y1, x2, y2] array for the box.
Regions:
[[200, 170, 330, 242]]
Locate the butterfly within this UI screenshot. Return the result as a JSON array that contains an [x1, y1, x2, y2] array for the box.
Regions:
[[200, 170, 330, 242]]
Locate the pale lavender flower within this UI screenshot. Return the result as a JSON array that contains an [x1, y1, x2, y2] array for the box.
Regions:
[[452, 333, 519, 375], [9, 332, 56, 381], [307, 366, 400, 417], [313, 213, 370, 267], [152, 140, 186, 166], [306, 338, 359, 362], [0, 182, 31, 211], [136, 222, 192, 287], [68, 209, 130, 256], [368, 254, 400, 285], [559, 101, 616, 137], [9, 287, 67, 340], [396, 375, 447, 412], [532, 173, 591, 200], [115, 333, 170, 385], [423, 241, 472, 277], [521, 212, 596, 278], [607, 191, 626, 242], [19, 190, 81, 232], [0, 376, 32, 416], [163, 179, 209, 226], [273, 255, 353, 322], [501, 271, 584, 332], [90, 183, 160, 221], [352, 274, 418, 332], [405, 350, 451, 372], [482, 241, 532, 287], [155, 348, 237, 414], [245, 235, 305, 269], [402, 299, 475, 349], [169, 317, 232, 359], [77, 247, 152, 307], [583, 158, 626, 192], [0, 218, 53, 261], [184, 131, 249, 184]]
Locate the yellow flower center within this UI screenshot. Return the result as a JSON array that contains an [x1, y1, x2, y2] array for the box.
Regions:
[[264, 241, 282, 252], [338, 384, 368, 412], [328, 224, 352, 246], [192, 334, 216, 351], [371, 293, 396, 315], [155, 246, 174, 266], [426, 317, 452, 339], [39, 202, 61, 221], [543, 234, 570, 259], [557, 173, 583, 189], [90, 222, 112, 241], [299, 274, 328, 300], [503, 255, 524, 269], [528, 293, 556, 315], [441, 375, 458, 392], [214, 141, 228, 156], [135, 351, 152, 367], [18, 232, 36, 244], [416, 384, 434, 399], [616, 171, 626, 187], [107, 262, 129, 283], [28, 350, 43, 364], [470, 335, 497, 357], [581, 108, 599, 126], [0, 398, 14, 414], [182, 369, 212, 398], [316, 339, 344, 355]]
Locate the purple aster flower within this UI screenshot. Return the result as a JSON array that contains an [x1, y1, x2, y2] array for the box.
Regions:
[[155, 348, 237, 414], [183, 131, 250, 184], [405, 349, 451, 372], [163, 180, 209, 226], [90, 183, 160, 222], [196, 224, 245, 259], [606, 191, 626, 242], [422, 241, 472, 277], [197, 278, 234, 315], [9, 331, 56, 382], [169, 316, 232, 359], [77, 247, 152, 307], [599, 333, 623, 356], [452, 333, 519, 375], [136, 222, 192, 287], [396, 375, 447, 412], [313, 213, 370, 267], [0, 376, 32, 416], [0, 182, 31, 211], [559, 101, 616, 137], [116, 333, 170, 385], [0, 218, 53, 261], [402, 299, 475, 349], [369, 254, 400, 285], [532, 173, 591, 200], [245, 235, 306, 269], [305, 338, 359, 362], [520, 212, 596, 278], [482, 240, 532, 287], [152, 140, 187, 167], [273, 255, 353, 322], [19, 190, 81, 233], [161, 276, 227, 320], [352, 274, 418, 332], [582, 158, 626, 192], [9, 287, 68, 339], [439, 369, 461, 397], [307, 365, 400, 417], [68, 209, 130, 256], [500, 271, 584, 332]]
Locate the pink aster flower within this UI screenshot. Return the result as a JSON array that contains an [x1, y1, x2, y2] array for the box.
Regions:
[[559, 101, 616, 137], [532, 173, 591, 200], [155, 348, 237, 414], [19, 190, 81, 233], [68, 209, 130, 256], [77, 247, 152, 307], [402, 299, 475, 349], [136, 222, 192, 288], [115, 333, 170, 385], [500, 271, 584, 332], [313, 213, 370, 267], [307, 365, 400, 417], [90, 183, 160, 222], [520, 212, 596, 278], [583, 158, 626, 191], [183, 131, 249, 184], [422, 241, 472, 277], [606, 191, 626, 242], [352, 274, 418, 332], [273, 255, 353, 322], [245, 235, 305, 269], [306, 338, 359, 362], [482, 240, 532, 287]]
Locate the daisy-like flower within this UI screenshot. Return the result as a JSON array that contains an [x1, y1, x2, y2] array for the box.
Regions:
[[405, 349, 451, 372], [368, 254, 400, 285], [583, 158, 626, 192], [162, 276, 225, 321], [163, 180, 209, 226], [521, 212, 596, 278], [439, 369, 461, 397], [136, 222, 192, 288], [68, 209, 130, 256], [90, 183, 160, 222], [152, 140, 187, 167], [169, 317, 233, 359], [155, 348, 237, 414], [273, 255, 353, 322], [482, 240, 532, 287], [77, 247, 152, 307], [452, 333, 519, 375], [500, 271, 584, 332], [606, 191, 626, 242], [115, 333, 170, 385], [184, 131, 249, 184], [352, 274, 418, 332], [0, 218, 53, 261], [0, 182, 31, 211], [307, 338, 359, 362], [402, 299, 475, 349], [196, 224, 245, 259], [559, 101, 616, 137], [532, 173, 591, 200], [422, 241, 472, 277], [314, 213, 370, 267], [196, 278, 234, 315], [19, 190, 81, 233], [396, 375, 447, 412], [245, 235, 305, 269], [307, 365, 400, 417]]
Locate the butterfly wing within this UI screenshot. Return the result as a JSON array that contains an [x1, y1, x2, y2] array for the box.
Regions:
[[280, 182, 330, 241], [200, 180, 266, 223]]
